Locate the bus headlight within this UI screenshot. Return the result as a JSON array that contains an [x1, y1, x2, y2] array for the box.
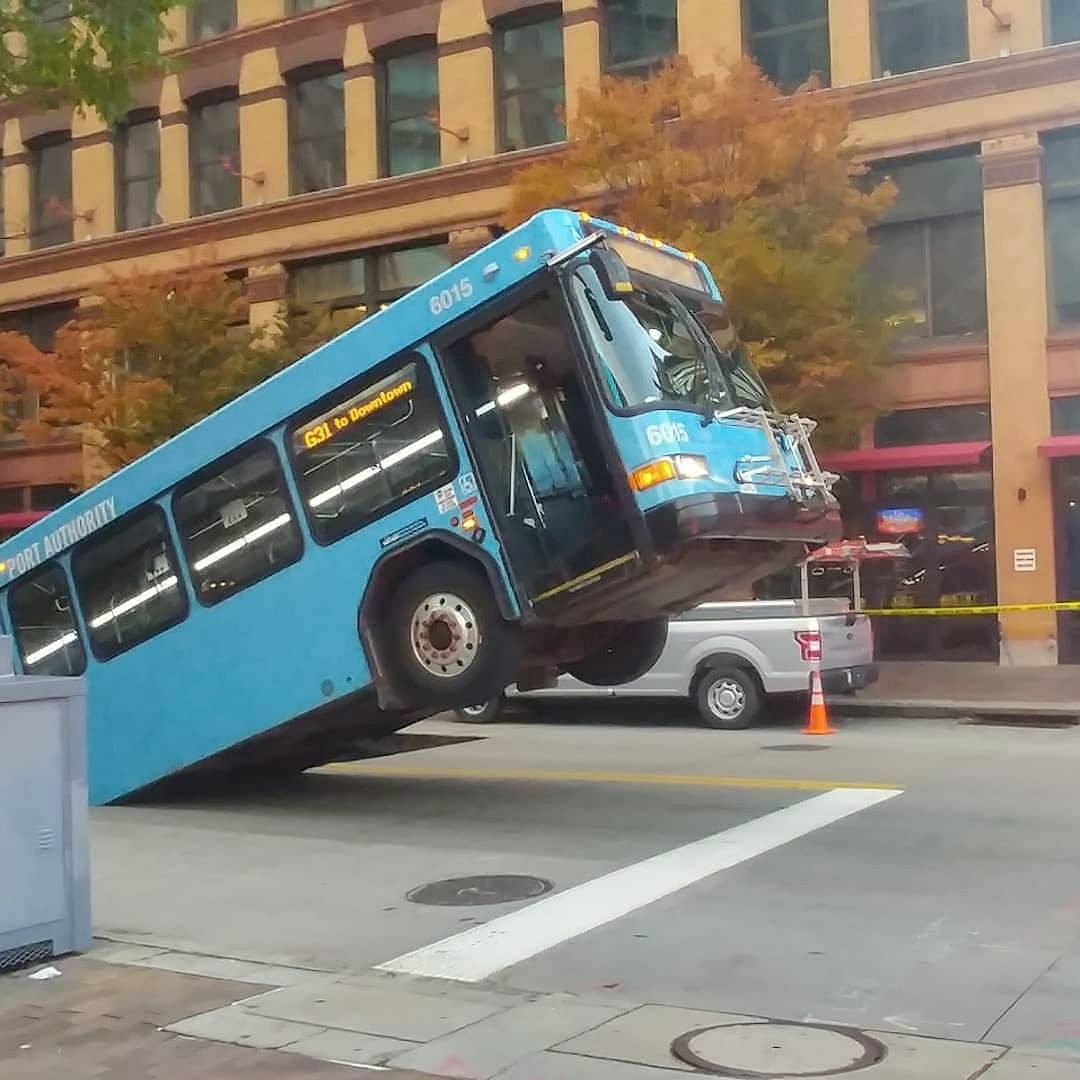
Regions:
[[630, 454, 709, 491]]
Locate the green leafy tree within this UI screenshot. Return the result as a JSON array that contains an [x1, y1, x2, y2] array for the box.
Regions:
[[1, 0, 186, 121], [0, 264, 356, 481], [508, 59, 899, 447]]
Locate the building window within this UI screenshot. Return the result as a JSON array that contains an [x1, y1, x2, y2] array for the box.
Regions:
[[0, 157, 5, 257], [873, 0, 968, 78], [288, 67, 346, 195], [875, 405, 991, 447], [0, 304, 75, 428], [867, 149, 986, 341], [189, 0, 236, 42], [72, 508, 188, 661], [116, 110, 162, 232], [1050, 0, 1080, 44], [290, 358, 454, 545], [601, 0, 678, 78], [495, 10, 566, 152], [174, 441, 303, 606], [30, 134, 72, 249], [189, 93, 241, 216], [379, 44, 440, 178], [1046, 129, 1080, 327], [289, 0, 338, 10], [9, 564, 86, 677], [746, 0, 830, 91], [290, 241, 452, 332]]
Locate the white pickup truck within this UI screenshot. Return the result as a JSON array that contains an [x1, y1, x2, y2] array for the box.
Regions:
[[456, 541, 905, 729]]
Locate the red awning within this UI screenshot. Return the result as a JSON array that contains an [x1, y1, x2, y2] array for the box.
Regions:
[[821, 441, 992, 473], [1039, 435, 1080, 459], [0, 510, 49, 531]]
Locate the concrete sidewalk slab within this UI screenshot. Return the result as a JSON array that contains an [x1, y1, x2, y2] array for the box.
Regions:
[[983, 1052, 1080, 1076], [168, 1006, 327, 1050]]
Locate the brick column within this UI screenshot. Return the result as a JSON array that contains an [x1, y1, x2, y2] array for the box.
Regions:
[[245, 263, 288, 330], [239, 48, 289, 205], [678, 0, 741, 76], [158, 75, 190, 223], [563, 1, 600, 134], [828, 0, 873, 85], [71, 109, 115, 240], [2, 119, 31, 256], [438, 0, 495, 163], [344, 23, 379, 185], [981, 133, 1057, 666]]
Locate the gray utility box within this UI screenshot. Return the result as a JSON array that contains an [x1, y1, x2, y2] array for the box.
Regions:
[[0, 650, 90, 972]]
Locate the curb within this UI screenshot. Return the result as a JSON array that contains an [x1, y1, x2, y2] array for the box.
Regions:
[[832, 698, 1080, 720]]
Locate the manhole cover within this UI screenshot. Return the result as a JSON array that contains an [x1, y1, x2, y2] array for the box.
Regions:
[[406, 874, 552, 906], [671, 1021, 886, 1078], [761, 744, 830, 752]]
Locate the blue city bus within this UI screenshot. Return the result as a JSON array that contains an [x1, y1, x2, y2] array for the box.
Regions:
[[0, 210, 840, 803]]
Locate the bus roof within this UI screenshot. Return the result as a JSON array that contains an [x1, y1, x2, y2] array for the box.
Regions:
[[0, 209, 718, 581]]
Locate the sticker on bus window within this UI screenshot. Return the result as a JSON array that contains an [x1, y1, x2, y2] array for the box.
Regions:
[[434, 483, 458, 514], [220, 499, 248, 529], [459, 472, 477, 497], [380, 518, 428, 549]]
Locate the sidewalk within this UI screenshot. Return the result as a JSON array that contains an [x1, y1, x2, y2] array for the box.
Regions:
[[838, 661, 1080, 718]]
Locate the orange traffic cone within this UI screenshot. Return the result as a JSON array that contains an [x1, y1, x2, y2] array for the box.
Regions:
[[803, 669, 836, 736]]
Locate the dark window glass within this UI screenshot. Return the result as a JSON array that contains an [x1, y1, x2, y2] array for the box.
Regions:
[[1, 159, 5, 258], [30, 484, 76, 511], [190, 0, 236, 41], [0, 304, 75, 427], [289, 69, 346, 194], [190, 95, 241, 215], [747, 0, 830, 91], [381, 47, 440, 177], [496, 14, 566, 152], [0, 489, 23, 513], [874, 0, 967, 77], [72, 508, 187, 661], [174, 442, 303, 605], [1051, 0, 1080, 44], [375, 245, 452, 300], [1046, 129, 1080, 326], [1052, 396, 1080, 436], [602, 0, 678, 78], [290, 359, 454, 544], [867, 150, 985, 340], [8, 564, 86, 676], [117, 113, 162, 231], [874, 405, 991, 447], [290, 0, 338, 9], [31, 135, 72, 249]]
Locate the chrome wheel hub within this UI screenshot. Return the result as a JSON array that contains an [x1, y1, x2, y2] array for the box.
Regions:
[[707, 678, 746, 721], [410, 592, 481, 678]]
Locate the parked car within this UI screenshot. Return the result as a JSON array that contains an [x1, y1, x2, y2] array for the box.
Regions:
[[456, 597, 878, 729]]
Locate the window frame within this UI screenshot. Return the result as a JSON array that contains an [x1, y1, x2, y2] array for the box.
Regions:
[[286, 62, 347, 196], [376, 37, 441, 179], [1045, 127, 1080, 329], [1049, 0, 1080, 45], [171, 437, 305, 607], [871, 0, 969, 79], [188, 88, 242, 217], [6, 561, 87, 677], [286, 350, 459, 547], [744, 0, 831, 91], [288, 0, 340, 11], [600, 0, 679, 79], [188, 0, 237, 43], [71, 504, 190, 663], [29, 131, 73, 250], [115, 108, 162, 233]]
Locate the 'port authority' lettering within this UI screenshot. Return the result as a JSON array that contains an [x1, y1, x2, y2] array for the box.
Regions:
[[1, 496, 118, 581]]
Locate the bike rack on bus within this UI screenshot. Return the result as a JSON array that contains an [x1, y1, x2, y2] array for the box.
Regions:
[[718, 407, 839, 504]]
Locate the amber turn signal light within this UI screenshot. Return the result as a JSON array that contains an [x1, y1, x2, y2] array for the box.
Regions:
[[630, 458, 678, 492]]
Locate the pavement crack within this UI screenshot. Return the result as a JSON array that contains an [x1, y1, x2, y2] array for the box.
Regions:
[[978, 954, 1060, 1043]]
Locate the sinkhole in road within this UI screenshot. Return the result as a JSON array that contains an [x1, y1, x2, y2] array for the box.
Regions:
[[406, 874, 553, 906], [670, 1020, 887, 1078]]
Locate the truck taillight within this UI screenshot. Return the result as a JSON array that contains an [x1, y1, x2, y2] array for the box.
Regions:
[[794, 630, 822, 663]]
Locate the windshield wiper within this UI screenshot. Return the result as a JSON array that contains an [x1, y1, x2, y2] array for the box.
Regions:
[[581, 283, 614, 343]]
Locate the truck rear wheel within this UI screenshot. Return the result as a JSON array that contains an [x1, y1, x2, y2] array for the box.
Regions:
[[387, 561, 521, 709], [694, 666, 762, 730], [565, 617, 668, 687]]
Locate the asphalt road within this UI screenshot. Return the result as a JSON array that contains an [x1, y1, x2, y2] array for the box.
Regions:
[[89, 703, 1080, 1068]]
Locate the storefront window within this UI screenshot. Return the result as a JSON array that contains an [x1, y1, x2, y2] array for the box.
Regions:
[[1045, 128, 1080, 327], [875, 404, 991, 447]]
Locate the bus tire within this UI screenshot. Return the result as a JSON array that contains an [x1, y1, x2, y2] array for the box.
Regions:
[[454, 696, 504, 723], [564, 617, 668, 687], [387, 561, 521, 709]]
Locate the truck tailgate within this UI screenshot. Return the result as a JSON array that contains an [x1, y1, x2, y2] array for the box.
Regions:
[[819, 613, 874, 670]]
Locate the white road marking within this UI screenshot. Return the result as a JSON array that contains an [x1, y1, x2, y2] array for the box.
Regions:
[[377, 787, 902, 983]]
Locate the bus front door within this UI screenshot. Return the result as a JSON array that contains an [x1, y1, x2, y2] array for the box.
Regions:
[[441, 290, 636, 610]]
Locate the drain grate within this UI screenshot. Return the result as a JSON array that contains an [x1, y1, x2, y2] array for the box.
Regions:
[[671, 1020, 886, 1078], [407, 874, 553, 907], [962, 714, 1078, 729], [761, 744, 830, 752], [0, 939, 53, 973]]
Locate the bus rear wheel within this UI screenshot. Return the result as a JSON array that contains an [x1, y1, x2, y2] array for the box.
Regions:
[[388, 561, 520, 709], [564, 617, 668, 687]]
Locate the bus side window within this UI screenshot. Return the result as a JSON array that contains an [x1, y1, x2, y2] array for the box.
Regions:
[[72, 507, 188, 662], [289, 357, 454, 545], [173, 440, 303, 606], [7, 563, 87, 676]]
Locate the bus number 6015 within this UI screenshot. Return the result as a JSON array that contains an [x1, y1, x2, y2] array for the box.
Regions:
[[430, 278, 474, 316]]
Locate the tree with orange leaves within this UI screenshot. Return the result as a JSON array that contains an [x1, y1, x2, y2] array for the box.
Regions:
[[0, 265, 350, 483], [508, 59, 898, 446]]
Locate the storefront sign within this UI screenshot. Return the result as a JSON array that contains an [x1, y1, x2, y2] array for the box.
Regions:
[[1013, 548, 1037, 572], [875, 507, 924, 536]]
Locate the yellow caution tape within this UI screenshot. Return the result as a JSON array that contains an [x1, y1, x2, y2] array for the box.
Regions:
[[860, 600, 1080, 617]]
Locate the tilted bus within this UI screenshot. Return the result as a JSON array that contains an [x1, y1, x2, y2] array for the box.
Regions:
[[0, 210, 840, 803]]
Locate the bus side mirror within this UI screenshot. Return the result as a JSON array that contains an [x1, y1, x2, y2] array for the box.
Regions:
[[589, 248, 634, 302]]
